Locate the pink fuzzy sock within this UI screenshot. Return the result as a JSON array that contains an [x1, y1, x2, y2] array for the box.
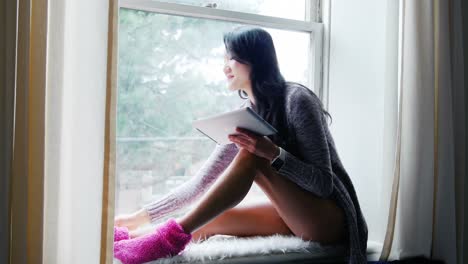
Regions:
[[114, 226, 130, 242], [113, 218, 192, 264]]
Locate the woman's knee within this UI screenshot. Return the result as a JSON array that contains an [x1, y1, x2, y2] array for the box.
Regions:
[[235, 148, 256, 161], [234, 148, 268, 168], [232, 149, 273, 187]]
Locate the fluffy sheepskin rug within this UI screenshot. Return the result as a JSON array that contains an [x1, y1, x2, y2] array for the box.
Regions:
[[114, 234, 347, 264]]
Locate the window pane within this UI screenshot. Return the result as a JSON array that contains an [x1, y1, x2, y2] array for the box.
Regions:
[[116, 8, 311, 216], [156, 0, 310, 21]]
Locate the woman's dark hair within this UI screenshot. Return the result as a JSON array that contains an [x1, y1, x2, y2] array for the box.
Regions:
[[223, 26, 332, 147]]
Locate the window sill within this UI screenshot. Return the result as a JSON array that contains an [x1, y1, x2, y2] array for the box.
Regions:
[[112, 236, 381, 264]]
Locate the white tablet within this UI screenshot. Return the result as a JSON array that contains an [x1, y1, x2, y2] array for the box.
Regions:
[[192, 107, 278, 145]]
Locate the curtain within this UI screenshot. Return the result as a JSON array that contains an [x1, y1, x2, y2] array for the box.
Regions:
[[10, 0, 48, 263], [8, 0, 118, 263], [380, 0, 465, 263], [0, 0, 18, 263]]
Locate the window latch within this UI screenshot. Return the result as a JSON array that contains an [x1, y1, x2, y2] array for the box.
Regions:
[[204, 3, 218, 8]]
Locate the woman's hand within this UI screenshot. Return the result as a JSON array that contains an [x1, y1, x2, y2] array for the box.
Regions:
[[114, 209, 150, 231], [228, 127, 280, 161]]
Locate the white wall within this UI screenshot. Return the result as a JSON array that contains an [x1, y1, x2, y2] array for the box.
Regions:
[[327, 0, 399, 243], [44, 0, 109, 263]]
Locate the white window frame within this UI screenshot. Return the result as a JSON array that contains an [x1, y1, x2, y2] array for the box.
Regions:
[[119, 0, 325, 100]]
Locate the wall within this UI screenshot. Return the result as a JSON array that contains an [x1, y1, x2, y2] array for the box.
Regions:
[[43, 0, 109, 263], [327, 0, 399, 243]]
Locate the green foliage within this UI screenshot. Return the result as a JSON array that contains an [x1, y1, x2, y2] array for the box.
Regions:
[[117, 9, 245, 180]]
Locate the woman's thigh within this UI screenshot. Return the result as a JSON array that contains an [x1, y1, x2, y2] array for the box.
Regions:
[[254, 160, 346, 244], [191, 201, 293, 242]]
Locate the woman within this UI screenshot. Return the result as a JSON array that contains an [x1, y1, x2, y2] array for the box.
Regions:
[[113, 26, 368, 264]]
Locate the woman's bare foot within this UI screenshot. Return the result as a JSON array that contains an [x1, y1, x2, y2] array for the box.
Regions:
[[128, 224, 159, 239], [115, 208, 151, 231]]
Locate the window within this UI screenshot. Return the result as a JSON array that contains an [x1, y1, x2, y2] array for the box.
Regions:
[[116, 0, 323, 216], [155, 0, 310, 20]]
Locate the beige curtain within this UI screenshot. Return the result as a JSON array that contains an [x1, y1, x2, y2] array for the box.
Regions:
[[0, 0, 18, 263], [10, 0, 48, 263], [380, 0, 465, 263], [8, 0, 118, 263]]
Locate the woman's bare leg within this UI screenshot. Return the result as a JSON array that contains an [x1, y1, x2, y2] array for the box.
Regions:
[[191, 202, 293, 242], [253, 158, 346, 244], [178, 148, 345, 244], [127, 201, 291, 240], [178, 149, 260, 233]]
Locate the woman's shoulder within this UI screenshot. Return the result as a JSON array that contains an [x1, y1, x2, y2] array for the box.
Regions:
[[284, 82, 321, 113]]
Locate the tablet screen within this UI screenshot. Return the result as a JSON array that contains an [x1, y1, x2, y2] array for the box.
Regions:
[[193, 107, 277, 145]]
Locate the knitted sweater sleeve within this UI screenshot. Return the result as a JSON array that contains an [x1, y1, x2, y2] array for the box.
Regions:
[[278, 89, 334, 198], [143, 143, 239, 223]]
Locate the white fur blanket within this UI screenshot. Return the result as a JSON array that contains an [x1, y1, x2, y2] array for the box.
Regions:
[[114, 234, 348, 264]]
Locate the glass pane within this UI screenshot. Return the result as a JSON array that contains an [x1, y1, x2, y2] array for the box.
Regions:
[[156, 0, 309, 21], [116, 8, 311, 217]]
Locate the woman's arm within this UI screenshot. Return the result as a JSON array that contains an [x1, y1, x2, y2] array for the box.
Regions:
[[142, 143, 239, 223], [277, 89, 334, 198]]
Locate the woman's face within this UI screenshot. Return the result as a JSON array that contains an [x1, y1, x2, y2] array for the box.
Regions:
[[223, 52, 251, 91]]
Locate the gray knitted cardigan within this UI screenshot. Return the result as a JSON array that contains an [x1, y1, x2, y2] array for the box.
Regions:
[[144, 83, 368, 263]]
